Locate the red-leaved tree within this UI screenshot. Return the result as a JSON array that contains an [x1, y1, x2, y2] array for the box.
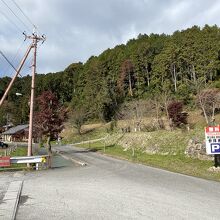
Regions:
[[34, 91, 67, 166], [168, 101, 188, 128]]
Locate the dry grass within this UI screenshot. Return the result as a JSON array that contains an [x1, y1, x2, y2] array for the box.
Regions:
[[61, 110, 220, 181], [81, 123, 104, 133]]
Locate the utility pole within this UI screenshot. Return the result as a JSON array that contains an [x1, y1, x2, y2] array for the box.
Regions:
[[26, 32, 45, 156], [0, 31, 45, 158]]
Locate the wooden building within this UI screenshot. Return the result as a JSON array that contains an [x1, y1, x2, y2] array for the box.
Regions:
[[1, 124, 29, 142]]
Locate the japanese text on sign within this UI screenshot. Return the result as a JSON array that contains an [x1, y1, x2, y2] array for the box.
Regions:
[[205, 126, 220, 155]]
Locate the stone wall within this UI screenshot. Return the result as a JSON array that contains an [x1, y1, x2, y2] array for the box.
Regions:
[[185, 139, 213, 160]]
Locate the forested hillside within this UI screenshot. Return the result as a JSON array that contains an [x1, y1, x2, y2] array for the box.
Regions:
[[1, 25, 220, 126]]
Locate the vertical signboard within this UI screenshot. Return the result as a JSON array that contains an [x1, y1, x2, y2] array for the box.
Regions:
[[205, 126, 220, 155]]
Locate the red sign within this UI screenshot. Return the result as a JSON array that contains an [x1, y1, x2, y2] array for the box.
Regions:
[[0, 157, 10, 167], [206, 126, 220, 133]]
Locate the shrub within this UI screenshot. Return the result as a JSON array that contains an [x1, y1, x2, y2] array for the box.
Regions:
[[168, 101, 188, 127]]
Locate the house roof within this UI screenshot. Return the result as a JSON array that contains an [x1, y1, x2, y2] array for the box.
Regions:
[[1, 124, 29, 135]]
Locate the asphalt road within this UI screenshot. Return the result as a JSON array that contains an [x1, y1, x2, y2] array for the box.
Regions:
[[0, 171, 24, 202], [0, 172, 13, 202], [16, 145, 220, 220]]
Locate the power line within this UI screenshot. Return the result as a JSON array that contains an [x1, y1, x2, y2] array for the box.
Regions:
[[1, 0, 32, 32], [0, 50, 17, 72], [21, 54, 32, 76], [0, 0, 45, 78], [0, 8, 23, 32], [11, 40, 27, 65], [10, 0, 43, 38], [1, 40, 27, 77], [11, 0, 36, 29]]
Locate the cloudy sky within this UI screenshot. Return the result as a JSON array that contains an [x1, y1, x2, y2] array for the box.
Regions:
[[0, 0, 220, 77]]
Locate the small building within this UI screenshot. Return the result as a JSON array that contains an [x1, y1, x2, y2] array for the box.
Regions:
[[0, 123, 14, 134], [1, 124, 29, 142]]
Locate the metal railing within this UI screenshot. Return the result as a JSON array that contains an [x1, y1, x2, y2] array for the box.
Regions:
[[10, 155, 49, 170]]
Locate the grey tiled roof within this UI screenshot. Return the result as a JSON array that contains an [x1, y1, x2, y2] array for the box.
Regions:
[[1, 124, 29, 135]]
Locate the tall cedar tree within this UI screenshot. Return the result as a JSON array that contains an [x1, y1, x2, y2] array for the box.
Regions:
[[1, 25, 220, 122], [117, 59, 136, 97], [34, 91, 66, 167]]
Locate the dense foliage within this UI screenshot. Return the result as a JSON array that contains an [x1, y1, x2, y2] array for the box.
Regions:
[[1, 25, 220, 124]]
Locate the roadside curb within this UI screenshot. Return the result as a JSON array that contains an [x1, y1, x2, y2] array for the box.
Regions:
[[0, 180, 23, 220], [12, 180, 23, 220], [55, 151, 87, 166]]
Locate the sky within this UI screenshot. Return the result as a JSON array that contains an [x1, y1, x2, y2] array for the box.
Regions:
[[0, 0, 220, 77]]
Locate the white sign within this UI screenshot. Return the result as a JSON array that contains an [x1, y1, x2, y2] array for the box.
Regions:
[[205, 126, 220, 155]]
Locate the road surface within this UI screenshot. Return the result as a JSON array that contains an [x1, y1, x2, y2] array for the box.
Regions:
[[16, 145, 220, 220]]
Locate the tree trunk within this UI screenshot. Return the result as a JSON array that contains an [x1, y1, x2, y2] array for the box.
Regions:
[[146, 67, 150, 87], [47, 136, 52, 168], [192, 65, 196, 84], [200, 104, 209, 125], [136, 70, 140, 96], [165, 102, 173, 131], [212, 103, 216, 120], [128, 71, 133, 97], [210, 71, 213, 81], [76, 124, 82, 135], [171, 64, 177, 92], [154, 100, 160, 129]]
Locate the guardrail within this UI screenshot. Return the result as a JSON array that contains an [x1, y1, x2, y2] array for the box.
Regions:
[[10, 155, 49, 170]]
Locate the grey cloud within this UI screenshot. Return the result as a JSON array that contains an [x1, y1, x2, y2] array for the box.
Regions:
[[1, 0, 220, 77]]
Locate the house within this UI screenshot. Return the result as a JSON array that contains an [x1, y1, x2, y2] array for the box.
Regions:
[[1, 124, 29, 142], [0, 123, 13, 134]]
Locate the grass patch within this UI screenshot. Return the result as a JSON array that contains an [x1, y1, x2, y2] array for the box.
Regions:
[[61, 123, 108, 144], [62, 114, 220, 182], [79, 141, 220, 182], [0, 146, 28, 171], [10, 147, 27, 157]]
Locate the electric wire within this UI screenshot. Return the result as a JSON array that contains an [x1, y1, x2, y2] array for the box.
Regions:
[[1, 40, 27, 77], [1, 0, 32, 32], [9, 40, 29, 77], [10, 40, 27, 66], [0, 51, 17, 72], [0, 7, 23, 33], [10, 0, 43, 39], [0, 1, 45, 78], [11, 0, 36, 29], [11, 0, 44, 38], [0, 0, 33, 77], [0, 50, 22, 77]]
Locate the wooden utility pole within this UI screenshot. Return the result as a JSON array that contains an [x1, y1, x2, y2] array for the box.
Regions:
[[26, 32, 45, 156], [0, 31, 45, 158]]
